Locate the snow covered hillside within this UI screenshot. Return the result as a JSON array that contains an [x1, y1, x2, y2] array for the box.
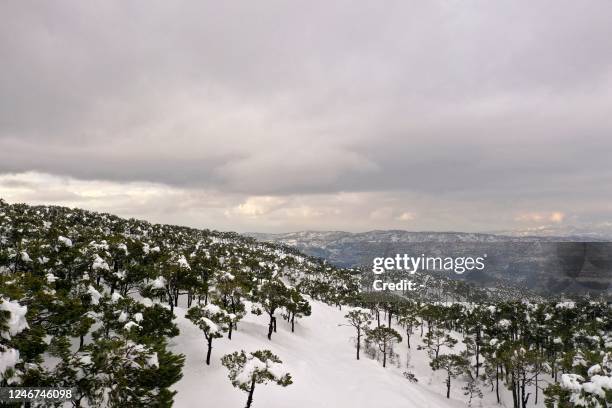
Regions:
[[2, 201, 610, 408], [171, 298, 532, 408]]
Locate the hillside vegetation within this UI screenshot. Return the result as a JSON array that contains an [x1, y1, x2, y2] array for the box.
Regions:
[[0, 199, 610, 407]]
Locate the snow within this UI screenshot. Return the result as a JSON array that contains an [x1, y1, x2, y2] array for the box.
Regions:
[[556, 301, 576, 309], [177, 255, 191, 270], [92, 254, 110, 271], [87, 285, 102, 305], [118, 311, 129, 323], [588, 364, 602, 376], [497, 319, 511, 328], [0, 299, 29, 339], [582, 375, 612, 398], [201, 317, 219, 334], [133, 313, 143, 322], [20, 251, 32, 262], [236, 357, 268, 385], [124, 321, 141, 331], [58, 236, 73, 247], [221, 271, 235, 280], [147, 352, 159, 368], [139, 297, 154, 307], [111, 292, 123, 303], [0, 348, 20, 375], [152, 276, 166, 289], [46, 273, 58, 284], [267, 361, 289, 380], [78, 354, 93, 366], [560, 374, 584, 391], [203, 303, 222, 315], [170, 300, 477, 408]]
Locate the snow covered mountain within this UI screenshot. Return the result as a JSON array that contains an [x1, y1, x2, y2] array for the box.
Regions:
[[2, 201, 610, 408], [249, 230, 612, 296]]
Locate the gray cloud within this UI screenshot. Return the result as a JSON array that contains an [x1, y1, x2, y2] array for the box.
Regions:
[[1, 0, 612, 232]]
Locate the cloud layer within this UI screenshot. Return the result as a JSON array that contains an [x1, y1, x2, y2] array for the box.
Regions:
[[1, 1, 612, 232]]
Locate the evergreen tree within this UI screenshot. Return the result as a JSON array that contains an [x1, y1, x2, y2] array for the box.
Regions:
[[186, 303, 229, 365], [419, 327, 457, 360], [221, 349, 292, 408], [283, 287, 311, 333], [344, 307, 372, 360], [366, 326, 402, 368], [430, 353, 469, 399], [398, 304, 419, 349], [250, 279, 290, 340]]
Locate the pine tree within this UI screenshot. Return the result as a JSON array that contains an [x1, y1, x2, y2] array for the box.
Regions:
[[419, 327, 457, 361], [221, 349, 292, 408], [398, 305, 419, 349], [284, 287, 311, 333], [186, 303, 229, 365], [344, 307, 372, 360], [366, 325, 402, 368], [250, 279, 290, 340], [430, 353, 469, 399]]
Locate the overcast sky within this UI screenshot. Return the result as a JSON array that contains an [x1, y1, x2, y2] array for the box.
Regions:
[[1, 1, 612, 233]]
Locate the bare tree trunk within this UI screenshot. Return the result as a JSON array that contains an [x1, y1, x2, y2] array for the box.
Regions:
[[382, 342, 387, 367], [356, 328, 361, 360], [406, 326, 411, 349], [245, 378, 256, 408], [496, 364, 500, 404], [267, 314, 274, 340], [206, 336, 213, 365]]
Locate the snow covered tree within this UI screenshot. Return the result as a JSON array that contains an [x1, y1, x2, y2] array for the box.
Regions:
[[283, 287, 311, 333], [221, 349, 292, 408], [499, 343, 547, 408], [344, 307, 372, 360], [545, 351, 612, 408], [366, 325, 402, 368], [398, 305, 419, 349], [0, 297, 29, 385], [430, 353, 469, 399], [250, 279, 290, 340], [186, 303, 229, 365], [419, 327, 457, 360], [212, 270, 247, 340], [52, 336, 182, 407]]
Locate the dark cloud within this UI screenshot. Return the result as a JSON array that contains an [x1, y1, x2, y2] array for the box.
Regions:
[[1, 0, 612, 231]]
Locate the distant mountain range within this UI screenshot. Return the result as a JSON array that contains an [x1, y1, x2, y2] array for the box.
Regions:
[[490, 225, 612, 240], [248, 230, 612, 297]]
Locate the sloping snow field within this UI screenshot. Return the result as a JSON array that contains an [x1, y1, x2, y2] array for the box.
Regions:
[[170, 299, 540, 408]]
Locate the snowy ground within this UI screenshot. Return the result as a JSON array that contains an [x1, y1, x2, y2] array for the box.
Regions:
[[169, 299, 548, 408]]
